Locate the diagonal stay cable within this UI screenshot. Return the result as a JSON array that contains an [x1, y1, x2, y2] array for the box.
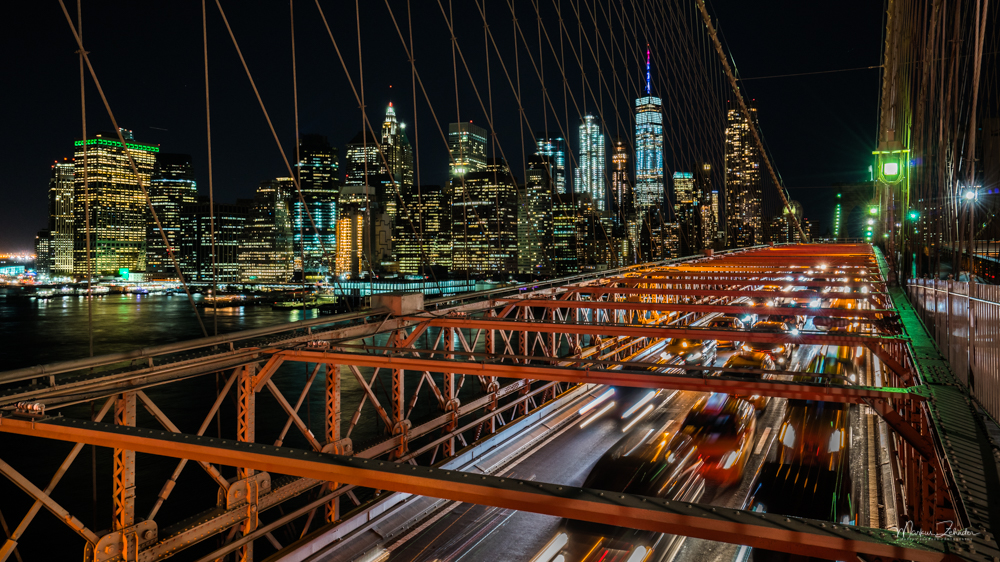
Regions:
[[57, 0, 209, 338], [212, 0, 355, 311]]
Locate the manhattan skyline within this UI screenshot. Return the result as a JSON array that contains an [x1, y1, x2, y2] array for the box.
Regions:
[[1, 1, 884, 252]]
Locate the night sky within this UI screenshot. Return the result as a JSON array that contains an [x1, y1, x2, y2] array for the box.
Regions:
[[0, 0, 884, 252]]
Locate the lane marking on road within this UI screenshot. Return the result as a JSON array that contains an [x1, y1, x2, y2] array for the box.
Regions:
[[754, 427, 772, 456]]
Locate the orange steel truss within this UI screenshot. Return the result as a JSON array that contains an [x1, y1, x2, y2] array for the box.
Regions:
[[0, 244, 983, 562]]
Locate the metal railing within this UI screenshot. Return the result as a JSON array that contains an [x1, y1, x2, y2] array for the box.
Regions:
[[907, 278, 1000, 419]]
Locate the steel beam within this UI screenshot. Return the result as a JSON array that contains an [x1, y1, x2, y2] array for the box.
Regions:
[[276, 350, 916, 404], [325, 363, 341, 523], [0, 417, 955, 562], [497, 299, 893, 318], [147, 369, 238, 522], [0, 457, 100, 546], [113, 392, 136, 532], [271, 364, 321, 448], [237, 364, 256, 562], [564, 287, 876, 299], [402, 316, 898, 346], [136, 391, 229, 490], [0, 398, 113, 562], [0, 309, 387, 385]]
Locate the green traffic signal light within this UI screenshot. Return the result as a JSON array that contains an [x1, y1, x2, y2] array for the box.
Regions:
[[908, 210, 919, 220], [869, 206, 879, 215]]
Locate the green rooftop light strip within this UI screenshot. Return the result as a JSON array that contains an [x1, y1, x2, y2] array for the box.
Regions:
[[74, 138, 160, 153]]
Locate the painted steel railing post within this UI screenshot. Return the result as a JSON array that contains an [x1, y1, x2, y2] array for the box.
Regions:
[[946, 280, 952, 365], [391, 330, 409, 460], [443, 327, 456, 458], [113, 392, 136, 533], [237, 364, 256, 562], [518, 308, 530, 417], [485, 309, 498, 435], [969, 279, 977, 394], [325, 363, 341, 523]]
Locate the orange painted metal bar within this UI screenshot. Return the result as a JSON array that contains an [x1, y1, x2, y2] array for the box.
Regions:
[[625, 267, 880, 281], [275, 350, 917, 404], [495, 299, 894, 318], [564, 287, 876, 299], [404, 316, 898, 346], [602, 278, 877, 289], [0, 417, 952, 562]]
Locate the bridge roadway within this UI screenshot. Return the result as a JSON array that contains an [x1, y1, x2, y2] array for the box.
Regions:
[[295, 339, 871, 562], [2, 244, 994, 562]]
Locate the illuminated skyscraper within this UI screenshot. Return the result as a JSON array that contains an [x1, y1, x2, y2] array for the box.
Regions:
[[292, 135, 338, 280], [48, 159, 74, 276], [672, 171, 700, 253], [448, 122, 487, 177], [146, 153, 197, 276], [452, 160, 519, 275], [239, 178, 295, 283], [767, 201, 806, 244], [635, 48, 664, 213], [673, 172, 696, 203], [72, 129, 156, 277], [396, 184, 448, 275], [381, 103, 414, 223], [35, 230, 51, 276], [345, 107, 410, 205], [574, 115, 606, 211], [180, 198, 251, 283], [725, 106, 762, 247], [344, 129, 381, 187], [535, 137, 567, 195], [520, 156, 556, 276], [610, 139, 631, 228], [335, 185, 393, 277]]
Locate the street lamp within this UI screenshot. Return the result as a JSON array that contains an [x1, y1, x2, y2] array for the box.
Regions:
[[964, 189, 978, 201]]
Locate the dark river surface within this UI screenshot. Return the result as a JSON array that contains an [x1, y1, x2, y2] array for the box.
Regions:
[[0, 293, 434, 560]]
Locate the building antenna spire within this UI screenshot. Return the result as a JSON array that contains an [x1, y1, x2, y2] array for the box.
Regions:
[[646, 45, 651, 95]]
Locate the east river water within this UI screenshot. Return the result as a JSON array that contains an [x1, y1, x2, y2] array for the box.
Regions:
[[0, 293, 418, 560]]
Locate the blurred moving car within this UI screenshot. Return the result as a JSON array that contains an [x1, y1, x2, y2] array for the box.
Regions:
[[767, 302, 805, 330], [660, 338, 718, 366], [539, 412, 705, 562], [707, 316, 746, 349], [812, 298, 859, 331], [746, 351, 855, 562], [716, 351, 776, 411], [741, 321, 794, 366], [681, 393, 756, 487]]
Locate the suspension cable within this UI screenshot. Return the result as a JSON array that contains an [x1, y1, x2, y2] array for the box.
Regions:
[[57, 0, 209, 339]]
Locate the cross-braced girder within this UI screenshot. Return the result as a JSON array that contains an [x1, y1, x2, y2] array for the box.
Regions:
[[0, 244, 985, 562]]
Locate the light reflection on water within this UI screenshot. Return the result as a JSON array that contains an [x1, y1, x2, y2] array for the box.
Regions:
[[0, 294, 456, 560], [3, 294, 321, 366]]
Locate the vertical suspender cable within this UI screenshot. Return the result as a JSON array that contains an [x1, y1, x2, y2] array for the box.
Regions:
[[694, 0, 807, 243], [355, 0, 375, 304], [77, 0, 97, 534], [78, 0, 92, 358], [291, 0, 308, 302], [59, 1, 210, 338], [203, 0, 218, 337]]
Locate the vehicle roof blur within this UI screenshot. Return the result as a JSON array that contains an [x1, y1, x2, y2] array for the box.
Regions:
[[683, 393, 754, 429], [665, 338, 705, 348], [699, 392, 744, 414], [726, 351, 771, 368], [752, 321, 790, 332]]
